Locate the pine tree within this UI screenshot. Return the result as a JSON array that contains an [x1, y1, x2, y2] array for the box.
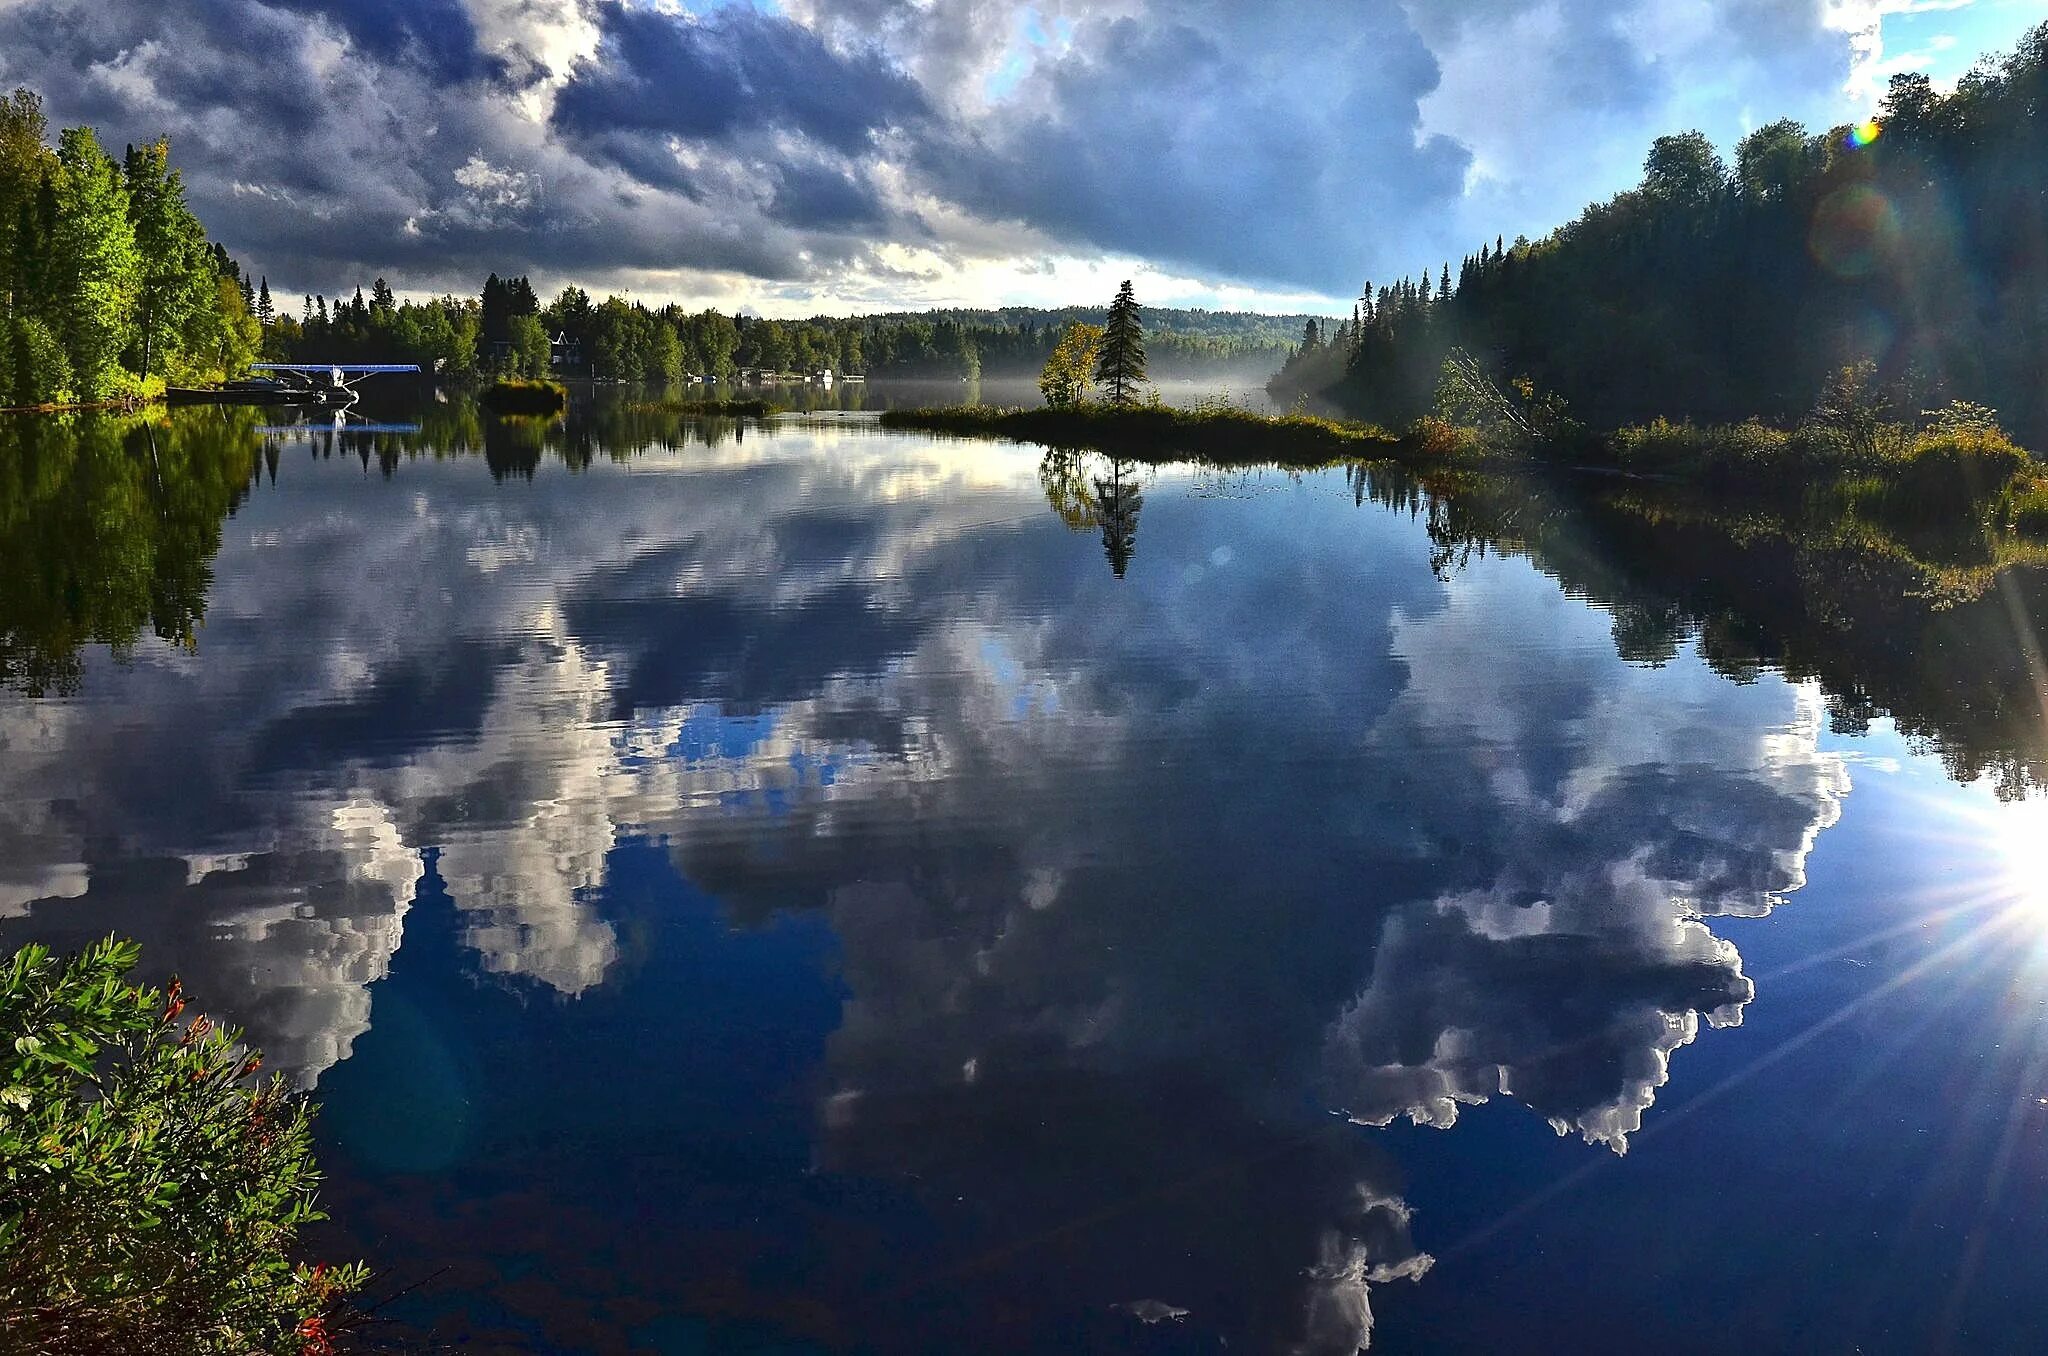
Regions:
[[51, 126, 140, 398], [1093, 280, 1147, 407], [256, 277, 274, 327]]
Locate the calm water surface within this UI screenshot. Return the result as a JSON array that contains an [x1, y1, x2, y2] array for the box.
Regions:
[[3, 404, 2047, 1353]]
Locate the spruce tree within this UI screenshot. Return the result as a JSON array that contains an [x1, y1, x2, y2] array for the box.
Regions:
[[1094, 279, 1147, 407], [0, 88, 51, 314], [256, 277, 273, 327]]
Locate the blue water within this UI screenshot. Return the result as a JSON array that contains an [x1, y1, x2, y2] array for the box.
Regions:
[[2, 411, 2045, 1352]]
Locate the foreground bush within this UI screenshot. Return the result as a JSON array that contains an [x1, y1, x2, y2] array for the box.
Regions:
[[1, 938, 365, 1355]]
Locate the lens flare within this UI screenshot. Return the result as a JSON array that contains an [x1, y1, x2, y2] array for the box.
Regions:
[[1847, 119, 1882, 149], [1809, 184, 1899, 279]]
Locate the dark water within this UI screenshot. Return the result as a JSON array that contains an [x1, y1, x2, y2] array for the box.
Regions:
[[4, 403, 2048, 1354]]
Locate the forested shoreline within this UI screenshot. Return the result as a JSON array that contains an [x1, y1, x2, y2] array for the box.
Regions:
[[1272, 23, 2048, 447], [271, 275, 1304, 386], [0, 90, 258, 409]]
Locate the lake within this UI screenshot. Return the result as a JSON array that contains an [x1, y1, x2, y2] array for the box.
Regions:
[[3, 400, 2047, 1354]]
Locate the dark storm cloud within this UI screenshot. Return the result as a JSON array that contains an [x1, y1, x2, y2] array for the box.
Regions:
[[913, 1, 1473, 293], [0, 1, 1873, 327], [553, 1, 928, 156], [266, 0, 491, 81]]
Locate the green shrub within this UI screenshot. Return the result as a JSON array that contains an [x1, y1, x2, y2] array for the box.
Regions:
[[482, 376, 569, 415], [1, 938, 366, 1355], [6, 317, 74, 408], [630, 397, 781, 418], [1885, 427, 2032, 516], [878, 403, 1404, 467], [2007, 483, 2048, 539]]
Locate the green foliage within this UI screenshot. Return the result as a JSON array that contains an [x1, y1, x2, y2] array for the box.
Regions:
[[50, 127, 141, 401], [1641, 130, 1728, 206], [124, 140, 211, 378], [0, 88, 52, 308], [0, 90, 245, 406], [629, 397, 780, 417], [482, 376, 568, 414], [1303, 22, 2048, 448], [1433, 349, 1579, 454], [1806, 362, 1901, 466], [505, 313, 552, 380], [880, 402, 1403, 468], [1038, 322, 1103, 408], [5, 315, 71, 407], [1885, 426, 2032, 518], [1094, 281, 1148, 408], [0, 937, 366, 1355]]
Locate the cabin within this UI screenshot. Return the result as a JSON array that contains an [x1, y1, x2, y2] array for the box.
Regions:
[[550, 332, 585, 373]]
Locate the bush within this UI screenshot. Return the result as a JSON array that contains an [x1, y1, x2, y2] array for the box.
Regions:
[[1, 938, 365, 1355], [482, 376, 569, 415], [1885, 427, 2032, 516], [6, 317, 74, 408], [629, 397, 781, 418], [2007, 483, 2048, 538]]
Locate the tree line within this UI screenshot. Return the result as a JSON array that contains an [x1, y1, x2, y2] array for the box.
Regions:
[[1273, 22, 2048, 446], [0, 88, 259, 408], [273, 277, 1301, 385]]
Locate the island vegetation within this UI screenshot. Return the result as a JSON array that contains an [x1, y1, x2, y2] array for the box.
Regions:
[[629, 396, 783, 418], [1, 937, 366, 1354], [481, 376, 570, 415]]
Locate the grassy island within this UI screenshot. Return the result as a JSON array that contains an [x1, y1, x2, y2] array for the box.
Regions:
[[880, 403, 1404, 467], [482, 377, 569, 415], [629, 397, 784, 418]]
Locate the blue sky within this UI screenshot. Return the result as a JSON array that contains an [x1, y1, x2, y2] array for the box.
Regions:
[[0, 0, 2036, 315]]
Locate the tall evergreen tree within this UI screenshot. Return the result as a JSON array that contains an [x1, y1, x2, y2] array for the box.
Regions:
[[256, 277, 273, 327], [1094, 280, 1147, 407], [0, 88, 51, 314]]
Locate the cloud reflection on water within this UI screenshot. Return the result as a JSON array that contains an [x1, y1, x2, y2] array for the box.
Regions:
[[0, 430, 1852, 1346]]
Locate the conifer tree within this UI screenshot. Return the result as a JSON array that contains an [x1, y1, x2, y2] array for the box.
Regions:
[[0, 88, 51, 314], [256, 277, 274, 327], [1094, 280, 1147, 407]]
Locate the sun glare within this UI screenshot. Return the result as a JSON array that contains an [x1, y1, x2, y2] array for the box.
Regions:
[[1994, 798, 2048, 917]]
